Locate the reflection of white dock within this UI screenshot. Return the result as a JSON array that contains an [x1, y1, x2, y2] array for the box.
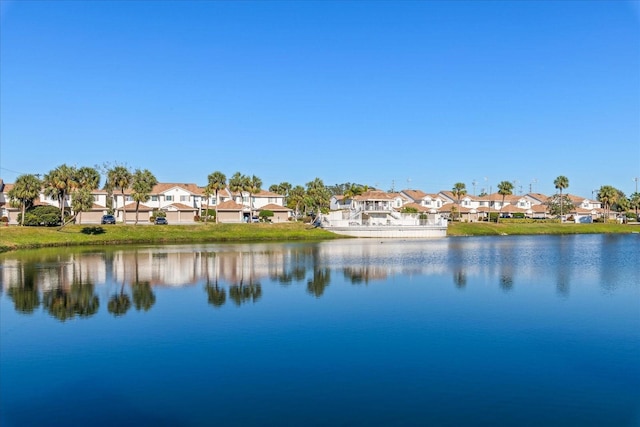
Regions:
[[319, 210, 447, 238], [321, 224, 447, 238]]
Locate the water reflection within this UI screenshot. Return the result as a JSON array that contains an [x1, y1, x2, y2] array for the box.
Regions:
[[1, 235, 638, 319]]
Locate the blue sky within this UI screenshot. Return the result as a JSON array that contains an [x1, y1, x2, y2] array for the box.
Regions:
[[1, 0, 639, 198]]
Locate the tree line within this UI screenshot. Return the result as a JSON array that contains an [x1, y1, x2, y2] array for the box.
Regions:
[[7, 165, 640, 226]]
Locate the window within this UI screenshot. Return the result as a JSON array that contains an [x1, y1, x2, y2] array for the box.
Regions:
[[180, 195, 189, 202], [268, 197, 276, 203], [165, 195, 173, 202], [126, 196, 133, 202], [151, 196, 158, 202]]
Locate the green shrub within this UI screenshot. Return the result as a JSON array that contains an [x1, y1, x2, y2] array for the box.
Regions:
[[19, 205, 62, 226], [259, 210, 274, 222]]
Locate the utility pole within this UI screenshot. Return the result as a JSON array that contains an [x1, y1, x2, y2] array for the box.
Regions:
[[634, 177, 639, 194], [472, 179, 477, 196]]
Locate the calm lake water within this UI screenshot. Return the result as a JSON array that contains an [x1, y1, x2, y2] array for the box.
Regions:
[[1, 235, 639, 427]]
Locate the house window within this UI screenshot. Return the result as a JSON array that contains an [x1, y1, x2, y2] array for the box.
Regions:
[[93, 195, 99, 201], [166, 195, 173, 202], [269, 197, 276, 203], [180, 195, 189, 202], [151, 196, 158, 202], [126, 196, 133, 202]]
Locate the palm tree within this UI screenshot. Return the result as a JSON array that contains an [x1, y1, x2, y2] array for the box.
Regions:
[[43, 164, 78, 225], [305, 177, 330, 216], [630, 192, 640, 222], [553, 176, 569, 220], [229, 172, 249, 219], [451, 182, 467, 220], [131, 169, 158, 224], [287, 185, 306, 219], [70, 188, 95, 225], [269, 182, 292, 205], [75, 166, 100, 190], [205, 171, 227, 224], [7, 174, 42, 226], [497, 181, 514, 223], [597, 185, 618, 223], [107, 165, 133, 224], [343, 183, 364, 205], [71, 166, 100, 225], [246, 175, 262, 220]]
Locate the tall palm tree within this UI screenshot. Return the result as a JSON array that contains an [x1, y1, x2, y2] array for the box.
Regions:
[[451, 182, 467, 220], [287, 185, 306, 219], [305, 177, 330, 216], [8, 174, 42, 226], [71, 166, 100, 225], [107, 165, 133, 224], [131, 169, 158, 224], [229, 172, 249, 219], [597, 185, 618, 223], [497, 180, 514, 223], [630, 192, 640, 222], [75, 166, 101, 191], [43, 164, 78, 225], [247, 175, 262, 220], [207, 171, 227, 223], [553, 176, 569, 219]]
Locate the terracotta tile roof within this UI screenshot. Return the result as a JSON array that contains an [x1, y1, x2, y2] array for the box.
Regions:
[[255, 190, 283, 197], [118, 203, 153, 212], [439, 203, 475, 213], [499, 204, 527, 213], [216, 200, 246, 211], [259, 203, 292, 212], [354, 190, 398, 201], [152, 183, 203, 195], [525, 193, 549, 202], [164, 203, 197, 211], [401, 189, 428, 201]]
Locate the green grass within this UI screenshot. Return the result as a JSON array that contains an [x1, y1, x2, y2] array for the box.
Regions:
[[0, 222, 342, 252], [447, 221, 637, 236], [1, 221, 637, 252]]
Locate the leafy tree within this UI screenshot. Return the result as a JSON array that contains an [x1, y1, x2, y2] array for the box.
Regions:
[[307, 267, 331, 297], [597, 185, 618, 223], [75, 166, 101, 190], [131, 169, 158, 225], [68, 166, 101, 225], [546, 194, 575, 216], [497, 181, 514, 223], [107, 165, 133, 224], [452, 182, 467, 220], [554, 176, 570, 218], [7, 174, 42, 226], [43, 164, 78, 225], [205, 171, 227, 224], [108, 281, 131, 317]]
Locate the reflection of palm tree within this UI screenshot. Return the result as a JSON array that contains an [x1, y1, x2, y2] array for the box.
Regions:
[[307, 268, 330, 297], [108, 281, 131, 317], [206, 283, 227, 307], [229, 282, 261, 306], [132, 282, 156, 311], [8, 285, 40, 313], [453, 270, 467, 288], [7, 261, 40, 313], [43, 282, 100, 321]]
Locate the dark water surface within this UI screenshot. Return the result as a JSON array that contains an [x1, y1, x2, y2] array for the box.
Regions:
[[1, 235, 639, 426]]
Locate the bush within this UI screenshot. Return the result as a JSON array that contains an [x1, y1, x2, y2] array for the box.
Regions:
[[259, 210, 274, 222], [19, 205, 62, 226], [0, 216, 8, 223]]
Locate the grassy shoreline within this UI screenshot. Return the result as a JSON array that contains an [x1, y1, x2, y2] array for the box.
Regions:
[[0, 221, 637, 252]]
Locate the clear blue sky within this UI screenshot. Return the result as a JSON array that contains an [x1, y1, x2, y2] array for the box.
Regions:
[[1, 0, 639, 198]]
